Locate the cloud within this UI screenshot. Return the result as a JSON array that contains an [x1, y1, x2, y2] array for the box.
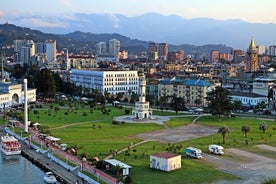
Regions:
[[107, 14, 120, 29], [0, 11, 5, 17], [20, 17, 67, 28], [58, 0, 73, 7]]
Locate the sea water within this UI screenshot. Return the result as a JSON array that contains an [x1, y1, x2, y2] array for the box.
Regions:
[[0, 151, 58, 184]]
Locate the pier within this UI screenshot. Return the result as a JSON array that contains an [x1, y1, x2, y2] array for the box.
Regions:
[[20, 142, 80, 184], [1, 125, 119, 184]]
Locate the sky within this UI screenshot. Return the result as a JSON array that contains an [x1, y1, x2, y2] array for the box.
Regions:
[[1, 0, 276, 24]]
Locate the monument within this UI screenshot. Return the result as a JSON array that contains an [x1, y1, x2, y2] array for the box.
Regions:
[[132, 72, 152, 120]]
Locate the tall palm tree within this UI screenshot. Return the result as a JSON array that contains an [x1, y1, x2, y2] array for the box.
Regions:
[[218, 126, 230, 144], [241, 125, 250, 138], [259, 122, 268, 133]]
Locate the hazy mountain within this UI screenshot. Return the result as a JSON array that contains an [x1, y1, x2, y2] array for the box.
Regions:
[[0, 23, 232, 55], [6, 13, 276, 49]]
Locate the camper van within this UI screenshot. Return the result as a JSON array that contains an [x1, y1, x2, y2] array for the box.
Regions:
[[184, 147, 202, 159], [208, 144, 224, 155]]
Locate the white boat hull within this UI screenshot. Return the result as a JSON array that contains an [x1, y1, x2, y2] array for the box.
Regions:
[[1, 146, 21, 156]]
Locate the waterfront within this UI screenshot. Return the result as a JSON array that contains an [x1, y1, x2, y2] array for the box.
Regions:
[[0, 151, 59, 184]]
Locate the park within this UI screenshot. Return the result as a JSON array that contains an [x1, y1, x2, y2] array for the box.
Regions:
[[2, 101, 276, 184]]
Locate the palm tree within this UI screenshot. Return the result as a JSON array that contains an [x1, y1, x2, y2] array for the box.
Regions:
[[259, 122, 268, 133], [241, 125, 250, 138], [217, 126, 230, 144]]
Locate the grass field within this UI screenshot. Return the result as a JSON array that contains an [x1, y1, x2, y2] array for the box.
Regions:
[[2, 103, 276, 184]]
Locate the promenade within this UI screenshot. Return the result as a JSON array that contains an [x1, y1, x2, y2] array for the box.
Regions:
[[2, 124, 120, 184]]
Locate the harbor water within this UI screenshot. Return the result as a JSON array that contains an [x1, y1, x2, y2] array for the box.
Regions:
[[0, 151, 59, 184]]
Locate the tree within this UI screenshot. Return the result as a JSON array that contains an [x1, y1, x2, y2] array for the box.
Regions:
[[259, 122, 268, 133], [194, 98, 202, 107], [35, 68, 56, 98], [232, 100, 242, 112], [261, 177, 276, 184], [170, 95, 185, 115], [254, 101, 266, 114], [241, 125, 250, 138], [206, 86, 232, 120], [217, 126, 230, 144]]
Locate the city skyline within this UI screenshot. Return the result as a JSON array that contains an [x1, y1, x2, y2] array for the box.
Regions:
[[1, 0, 276, 49]]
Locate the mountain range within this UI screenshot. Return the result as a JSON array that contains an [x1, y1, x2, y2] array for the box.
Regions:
[[0, 23, 232, 55], [3, 13, 276, 49]]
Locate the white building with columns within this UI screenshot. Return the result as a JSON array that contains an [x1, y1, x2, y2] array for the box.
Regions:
[[70, 69, 139, 95]]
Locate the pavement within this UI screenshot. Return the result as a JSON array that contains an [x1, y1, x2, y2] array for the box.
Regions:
[[14, 124, 121, 184]]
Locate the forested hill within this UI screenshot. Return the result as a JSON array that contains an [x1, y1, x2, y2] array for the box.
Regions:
[[0, 23, 232, 55]]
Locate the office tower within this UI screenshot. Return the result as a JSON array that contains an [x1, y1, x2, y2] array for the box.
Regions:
[[109, 39, 120, 58], [246, 36, 258, 72], [210, 50, 219, 62], [35, 42, 46, 54], [96, 42, 107, 56], [46, 40, 57, 62], [158, 43, 168, 61]]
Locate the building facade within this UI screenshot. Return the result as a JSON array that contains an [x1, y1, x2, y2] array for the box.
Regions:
[[0, 81, 36, 110], [109, 39, 120, 58], [158, 78, 213, 107], [45, 40, 57, 62], [150, 152, 181, 172], [70, 69, 139, 95]]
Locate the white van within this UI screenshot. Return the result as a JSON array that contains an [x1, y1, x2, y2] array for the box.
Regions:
[[208, 144, 224, 155], [184, 147, 202, 159]]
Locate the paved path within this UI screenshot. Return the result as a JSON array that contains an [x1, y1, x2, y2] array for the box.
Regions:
[[18, 123, 120, 184]]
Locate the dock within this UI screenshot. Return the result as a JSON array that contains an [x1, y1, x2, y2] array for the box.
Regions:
[[20, 142, 81, 184]]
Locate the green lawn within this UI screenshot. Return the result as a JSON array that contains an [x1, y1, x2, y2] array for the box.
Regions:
[[5, 104, 276, 184]]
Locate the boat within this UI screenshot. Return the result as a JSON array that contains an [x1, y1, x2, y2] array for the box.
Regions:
[[1, 134, 21, 156], [43, 172, 57, 184]]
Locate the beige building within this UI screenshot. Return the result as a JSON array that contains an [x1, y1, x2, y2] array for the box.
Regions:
[[150, 152, 181, 172], [158, 78, 213, 107]]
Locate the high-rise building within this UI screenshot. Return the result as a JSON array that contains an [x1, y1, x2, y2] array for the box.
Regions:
[[168, 50, 184, 64], [96, 42, 107, 56], [45, 40, 57, 62], [219, 53, 231, 61], [13, 40, 35, 65], [148, 42, 158, 53], [258, 45, 266, 55], [269, 45, 276, 56], [246, 36, 258, 72], [210, 50, 219, 62], [35, 42, 46, 54], [233, 49, 244, 63], [158, 43, 168, 61], [109, 39, 120, 58]]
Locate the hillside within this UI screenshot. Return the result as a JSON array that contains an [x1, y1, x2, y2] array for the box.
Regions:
[[0, 23, 232, 55]]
